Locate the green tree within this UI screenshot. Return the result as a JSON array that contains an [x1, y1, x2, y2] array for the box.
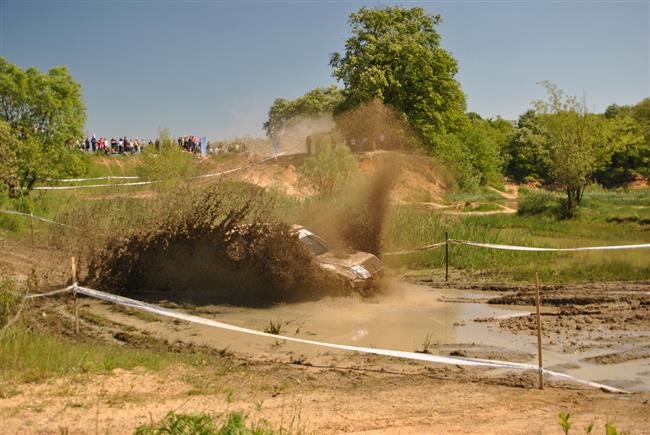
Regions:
[[0, 57, 85, 145], [298, 144, 358, 197], [330, 6, 466, 146], [263, 86, 343, 137], [504, 110, 552, 183], [533, 82, 610, 217], [594, 113, 648, 186], [0, 58, 86, 197], [436, 117, 506, 189]]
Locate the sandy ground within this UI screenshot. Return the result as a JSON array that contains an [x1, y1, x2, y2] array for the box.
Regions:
[[2, 346, 649, 434], [2, 237, 650, 433]]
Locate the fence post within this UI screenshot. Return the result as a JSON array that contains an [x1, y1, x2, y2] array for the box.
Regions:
[[445, 232, 449, 283], [30, 211, 34, 250], [71, 257, 79, 337], [535, 272, 544, 390]]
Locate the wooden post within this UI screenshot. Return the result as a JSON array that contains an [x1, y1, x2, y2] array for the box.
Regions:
[[535, 272, 544, 390], [71, 257, 79, 337], [445, 232, 449, 283], [29, 211, 34, 250]]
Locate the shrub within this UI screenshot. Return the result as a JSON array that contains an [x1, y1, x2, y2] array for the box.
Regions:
[[134, 411, 217, 435], [517, 190, 556, 216], [298, 144, 358, 197], [137, 129, 196, 184], [134, 411, 275, 435], [0, 278, 20, 328]]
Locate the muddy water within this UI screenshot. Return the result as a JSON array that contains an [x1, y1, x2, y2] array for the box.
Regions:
[[207, 279, 526, 350], [93, 278, 650, 392]]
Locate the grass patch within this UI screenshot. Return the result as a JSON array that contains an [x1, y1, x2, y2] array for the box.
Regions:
[[385, 189, 650, 283], [135, 411, 277, 435], [0, 326, 185, 383], [263, 320, 282, 335]]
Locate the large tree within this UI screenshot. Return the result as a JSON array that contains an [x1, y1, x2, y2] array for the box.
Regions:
[[0, 57, 86, 197], [533, 82, 610, 216], [504, 110, 552, 183], [263, 86, 343, 137], [330, 6, 466, 146]]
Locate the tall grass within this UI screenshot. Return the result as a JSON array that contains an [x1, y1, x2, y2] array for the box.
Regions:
[[384, 202, 650, 282], [0, 327, 183, 383]]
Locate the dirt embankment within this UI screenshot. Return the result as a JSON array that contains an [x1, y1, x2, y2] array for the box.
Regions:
[[234, 151, 448, 204]]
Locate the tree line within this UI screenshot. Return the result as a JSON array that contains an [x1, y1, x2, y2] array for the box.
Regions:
[[264, 6, 650, 217]]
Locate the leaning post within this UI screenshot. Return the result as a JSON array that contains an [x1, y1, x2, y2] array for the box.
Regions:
[[535, 272, 544, 390], [30, 211, 34, 250], [71, 257, 79, 337], [445, 232, 449, 283]]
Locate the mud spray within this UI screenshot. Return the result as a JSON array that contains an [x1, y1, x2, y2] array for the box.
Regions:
[[78, 183, 342, 306]]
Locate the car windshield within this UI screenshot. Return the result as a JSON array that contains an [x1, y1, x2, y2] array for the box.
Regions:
[[300, 234, 329, 256]]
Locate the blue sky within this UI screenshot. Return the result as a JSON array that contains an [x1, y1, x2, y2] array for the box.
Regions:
[[1, 0, 648, 140]]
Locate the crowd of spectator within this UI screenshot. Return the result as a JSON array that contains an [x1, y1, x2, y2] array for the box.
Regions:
[[75, 134, 249, 156], [76, 135, 156, 154]]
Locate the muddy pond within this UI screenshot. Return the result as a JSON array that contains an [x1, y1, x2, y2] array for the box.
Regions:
[[90, 278, 650, 392]]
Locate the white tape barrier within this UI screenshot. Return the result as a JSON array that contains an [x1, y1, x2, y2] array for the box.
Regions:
[[383, 242, 446, 256], [449, 239, 650, 252], [34, 181, 155, 191], [74, 285, 627, 393], [194, 152, 286, 180], [34, 153, 286, 190], [0, 210, 72, 227], [25, 285, 74, 299], [45, 176, 142, 183]]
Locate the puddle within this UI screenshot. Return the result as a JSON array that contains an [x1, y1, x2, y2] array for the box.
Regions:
[[92, 278, 650, 392]]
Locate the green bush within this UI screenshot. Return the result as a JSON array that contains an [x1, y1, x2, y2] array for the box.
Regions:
[[134, 411, 275, 435], [137, 129, 196, 184], [298, 143, 358, 197], [517, 190, 556, 216], [0, 278, 20, 328]]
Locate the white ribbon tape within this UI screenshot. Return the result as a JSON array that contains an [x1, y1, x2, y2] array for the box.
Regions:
[[45, 176, 142, 183], [382, 242, 446, 256], [34, 153, 286, 190], [449, 239, 650, 252], [25, 285, 75, 299], [0, 210, 72, 227], [75, 285, 627, 393], [34, 181, 155, 190]]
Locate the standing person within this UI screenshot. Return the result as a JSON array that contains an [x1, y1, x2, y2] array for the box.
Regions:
[[85, 137, 90, 152], [91, 134, 97, 152], [110, 137, 117, 153], [118, 137, 124, 154]]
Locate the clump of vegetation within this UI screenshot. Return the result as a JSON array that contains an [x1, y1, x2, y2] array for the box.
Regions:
[[264, 320, 282, 335], [0, 327, 185, 383], [418, 333, 434, 354], [558, 412, 625, 435], [517, 190, 556, 216], [134, 411, 275, 435], [137, 129, 196, 184], [0, 277, 20, 328], [298, 144, 358, 197]]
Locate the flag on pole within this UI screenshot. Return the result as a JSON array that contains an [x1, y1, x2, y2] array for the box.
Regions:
[[201, 136, 207, 157]]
